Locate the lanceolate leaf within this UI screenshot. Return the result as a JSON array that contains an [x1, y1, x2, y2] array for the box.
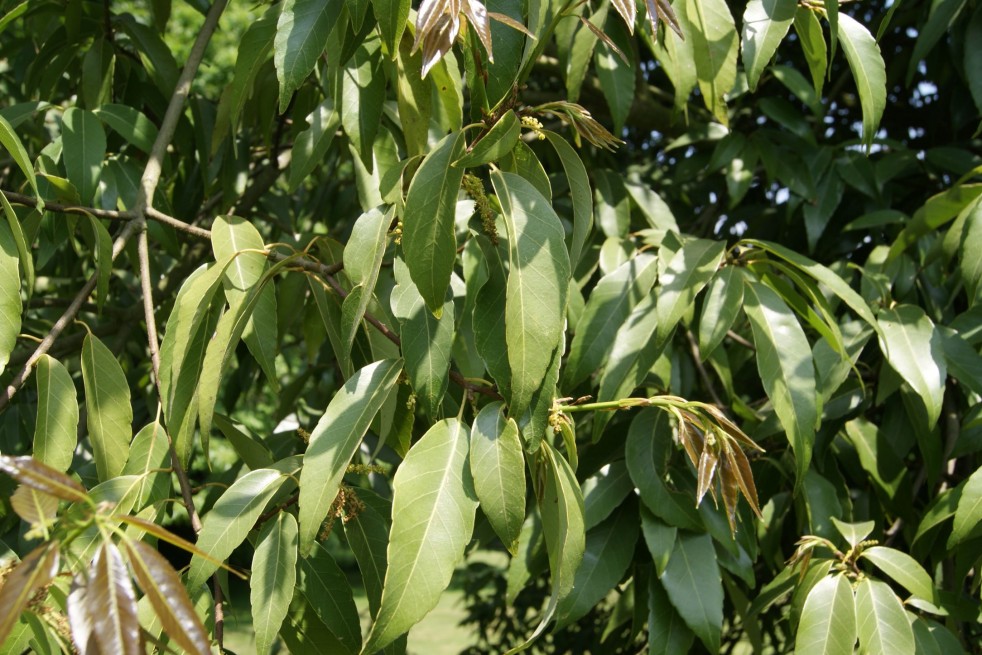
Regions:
[[648, 575, 695, 655], [362, 419, 479, 653], [543, 131, 593, 268], [950, 465, 982, 547], [506, 442, 585, 654], [274, 0, 342, 112], [32, 355, 77, 472], [859, 547, 936, 602], [61, 107, 106, 205], [0, 541, 60, 647], [794, 9, 827, 96], [187, 457, 301, 588], [660, 531, 723, 653], [556, 503, 638, 628], [298, 359, 401, 555], [836, 13, 886, 148], [92, 104, 158, 154], [685, 0, 739, 125], [877, 305, 946, 431], [252, 512, 299, 655], [855, 577, 916, 655], [470, 402, 526, 554], [299, 543, 363, 654], [795, 573, 857, 654], [342, 207, 392, 357], [289, 98, 341, 191], [89, 541, 141, 655], [741, 0, 797, 91], [743, 280, 817, 486], [122, 539, 211, 655], [391, 267, 454, 417], [341, 41, 386, 169], [456, 110, 521, 168], [402, 131, 466, 315], [372, 0, 411, 55], [0, 218, 21, 376], [82, 332, 134, 482], [227, 8, 276, 129], [0, 113, 39, 199], [698, 266, 743, 356], [490, 170, 571, 420], [654, 238, 726, 347]]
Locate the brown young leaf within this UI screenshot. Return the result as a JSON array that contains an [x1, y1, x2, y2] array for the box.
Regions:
[[644, 0, 684, 39], [67, 571, 98, 654], [89, 541, 141, 655], [0, 541, 60, 645], [413, 0, 463, 77], [10, 484, 59, 529], [695, 442, 718, 508], [577, 17, 629, 65], [488, 11, 536, 38], [463, 0, 493, 61], [121, 539, 211, 655], [718, 451, 741, 534], [0, 455, 89, 503], [610, 0, 637, 34], [725, 439, 763, 519]]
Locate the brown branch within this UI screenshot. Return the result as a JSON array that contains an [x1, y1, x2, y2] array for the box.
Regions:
[[686, 330, 725, 409], [2, 189, 135, 220]]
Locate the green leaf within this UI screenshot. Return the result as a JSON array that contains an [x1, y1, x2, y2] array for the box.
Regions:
[[0, 113, 39, 199], [0, 180, 34, 298], [966, 6, 982, 114], [741, 0, 797, 91], [401, 131, 466, 315], [299, 359, 401, 555], [82, 332, 134, 482], [225, 7, 276, 131], [456, 110, 521, 168], [342, 40, 386, 169], [0, 218, 21, 377], [505, 442, 585, 654], [473, 235, 511, 398], [279, 596, 348, 655], [640, 506, 677, 577], [470, 402, 526, 554], [958, 200, 982, 302], [655, 238, 726, 347], [698, 266, 743, 356], [565, 253, 658, 388], [372, 0, 410, 55], [93, 104, 158, 154], [187, 457, 300, 588], [795, 573, 857, 654], [557, 503, 638, 628], [490, 170, 571, 420], [275, 0, 343, 112], [122, 539, 210, 655], [362, 418, 479, 653], [831, 517, 875, 548], [855, 577, 916, 655], [660, 531, 723, 653], [543, 131, 593, 268], [211, 215, 266, 291], [648, 574, 695, 655], [342, 207, 391, 358], [860, 546, 936, 602], [0, 542, 60, 647], [877, 305, 946, 431], [793, 10, 828, 104], [82, 213, 113, 312], [685, 0, 738, 124], [89, 541, 141, 655], [626, 409, 703, 530], [836, 13, 886, 149], [583, 460, 634, 530], [299, 543, 363, 654], [906, 0, 968, 85], [594, 19, 635, 134], [743, 279, 817, 486], [342, 489, 394, 619], [213, 414, 274, 470], [742, 240, 879, 333], [950, 465, 982, 547], [252, 512, 299, 655], [122, 421, 171, 509], [61, 107, 106, 205], [289, 98, 341, 191]]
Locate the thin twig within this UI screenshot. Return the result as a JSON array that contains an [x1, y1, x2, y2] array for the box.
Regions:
[[2, 189, 134, 220], [138, 228, 162, 380], [686, 330, 725, 408], [726, 329, 756, 351]]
